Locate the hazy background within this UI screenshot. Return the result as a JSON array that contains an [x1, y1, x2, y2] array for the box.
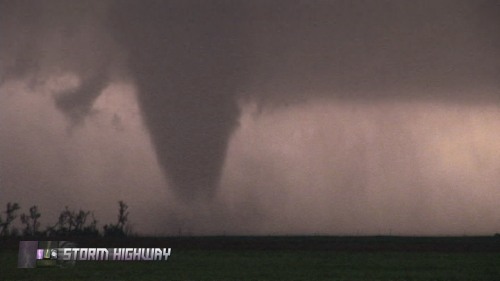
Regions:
[[1, 0, 499, 235]]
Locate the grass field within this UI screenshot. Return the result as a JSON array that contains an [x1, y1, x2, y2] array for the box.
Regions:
[[1, 236, 500, 280]]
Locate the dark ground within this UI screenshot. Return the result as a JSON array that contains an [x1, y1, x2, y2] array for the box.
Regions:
[[1, 236, 500, 280]]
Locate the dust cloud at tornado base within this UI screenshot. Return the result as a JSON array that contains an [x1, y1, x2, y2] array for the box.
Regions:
[[1, 0, 500, 235]]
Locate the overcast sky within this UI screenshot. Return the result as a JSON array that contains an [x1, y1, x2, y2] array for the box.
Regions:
[[1, 0, 499, 235]]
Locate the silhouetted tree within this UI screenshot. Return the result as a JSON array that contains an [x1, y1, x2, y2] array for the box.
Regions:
[[20, 205, 41, 236], [104, 201, 129, 237], [74, 209, 90, 232], [117, 201, 129, 229], [80, 211, 99, 236], [0, 202, 20, 236], [1, 200, 134, 238], [46, 206, 99, 237]]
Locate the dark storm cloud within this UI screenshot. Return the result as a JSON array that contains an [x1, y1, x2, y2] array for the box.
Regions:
[[1, 0, 499, 205], [242, 0, 500, 103], [54, 70, 109, 125], [105, 0, 499, 201], [0, 0, 41, 82], [0, 0, 119, 125]]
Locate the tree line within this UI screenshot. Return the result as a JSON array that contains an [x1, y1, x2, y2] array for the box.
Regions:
[[0, 201, 131, 238]]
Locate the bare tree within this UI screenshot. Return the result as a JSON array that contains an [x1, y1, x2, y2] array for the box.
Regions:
[[117, 201, 129, 230], [0, 202, 20, 236], [20, 205, 41, 236], [104, 201, 129, 237], [46, 206, 98, 237]]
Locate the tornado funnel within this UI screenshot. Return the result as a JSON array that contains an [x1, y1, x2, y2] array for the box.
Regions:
[[109, 1, 248, 201]]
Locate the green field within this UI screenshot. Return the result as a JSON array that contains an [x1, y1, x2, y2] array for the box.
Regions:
[[2, 236, 500, 280]]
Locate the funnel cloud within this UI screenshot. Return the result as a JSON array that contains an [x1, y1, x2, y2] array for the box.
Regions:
[[109, 1, 249, 201]]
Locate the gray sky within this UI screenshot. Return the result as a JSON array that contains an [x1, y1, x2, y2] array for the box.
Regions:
[[1, 0, 500, 235]]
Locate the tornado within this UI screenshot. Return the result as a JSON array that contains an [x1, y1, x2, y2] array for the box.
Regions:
[[109, 1, 249, 201]]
